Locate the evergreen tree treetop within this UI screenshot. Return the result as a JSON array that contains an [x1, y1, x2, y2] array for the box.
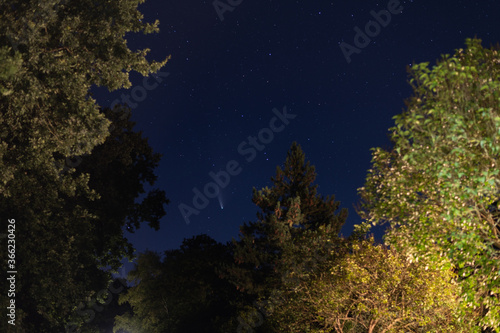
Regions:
[[251, 141, 347, 233], [232, 142, 347, 299]]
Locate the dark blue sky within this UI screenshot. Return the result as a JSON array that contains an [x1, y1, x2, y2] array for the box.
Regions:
[[92, 0, 500, 266]]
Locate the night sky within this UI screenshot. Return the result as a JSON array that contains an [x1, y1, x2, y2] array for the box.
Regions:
[[91, 0, 500, 271]]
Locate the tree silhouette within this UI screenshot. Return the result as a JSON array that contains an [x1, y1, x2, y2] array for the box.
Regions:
[[115, 235, 241, 333], [227, 142, 348, 331]]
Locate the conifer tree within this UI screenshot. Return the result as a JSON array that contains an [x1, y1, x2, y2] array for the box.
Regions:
[[229, 142, 348, 330], [252, 142, 346, 233]]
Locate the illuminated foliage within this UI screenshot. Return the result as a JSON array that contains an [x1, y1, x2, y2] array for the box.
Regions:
[[269, 239, 475, 332], [359, 38, 500, 330]]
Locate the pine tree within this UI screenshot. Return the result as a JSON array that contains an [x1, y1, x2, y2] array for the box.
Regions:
[[229, 142, 348, 330], [252, 141, 346, 232]]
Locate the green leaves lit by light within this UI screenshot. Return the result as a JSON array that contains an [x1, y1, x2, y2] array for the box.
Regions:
[[358, 38, 500, 331]]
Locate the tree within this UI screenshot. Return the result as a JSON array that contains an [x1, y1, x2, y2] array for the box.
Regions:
[[358, 38, 500, 331], [0, 1, 169, 330], [0, 0, 169, 194], [72, 105, 169, 268], [0, 0, 167, 332], [0, 104, 168, 332], [269, 237, 476, 332], [227, 142, 348, 331], [114, 235, 242, 333], [73, 277, 133, 333]]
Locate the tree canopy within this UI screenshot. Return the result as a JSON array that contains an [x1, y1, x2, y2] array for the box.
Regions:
[[231, 142, 348, 293], [114, 235, 240, 333], [268, 238, 475, 332], [225, 142, 348, 331], [3, 4, 496, 329], [359, 37, 500, 331], [0, 0, 169, 331]]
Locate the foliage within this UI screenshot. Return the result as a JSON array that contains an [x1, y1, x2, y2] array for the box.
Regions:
[[269, 238, 476, 332], [226, 142, 348, 331], [358, 38, 500, 330], [74, 278, 133, 333], [73, 105, 169, 269], [0, 46, 22, 96], [0, 0, 169, 196], [0, 104, 168, 331], [114, 235, 241, 333], [0, 0, 169, 330]]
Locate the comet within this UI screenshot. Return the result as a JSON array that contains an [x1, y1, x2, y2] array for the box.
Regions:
[[218, 195, 224, 210]]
